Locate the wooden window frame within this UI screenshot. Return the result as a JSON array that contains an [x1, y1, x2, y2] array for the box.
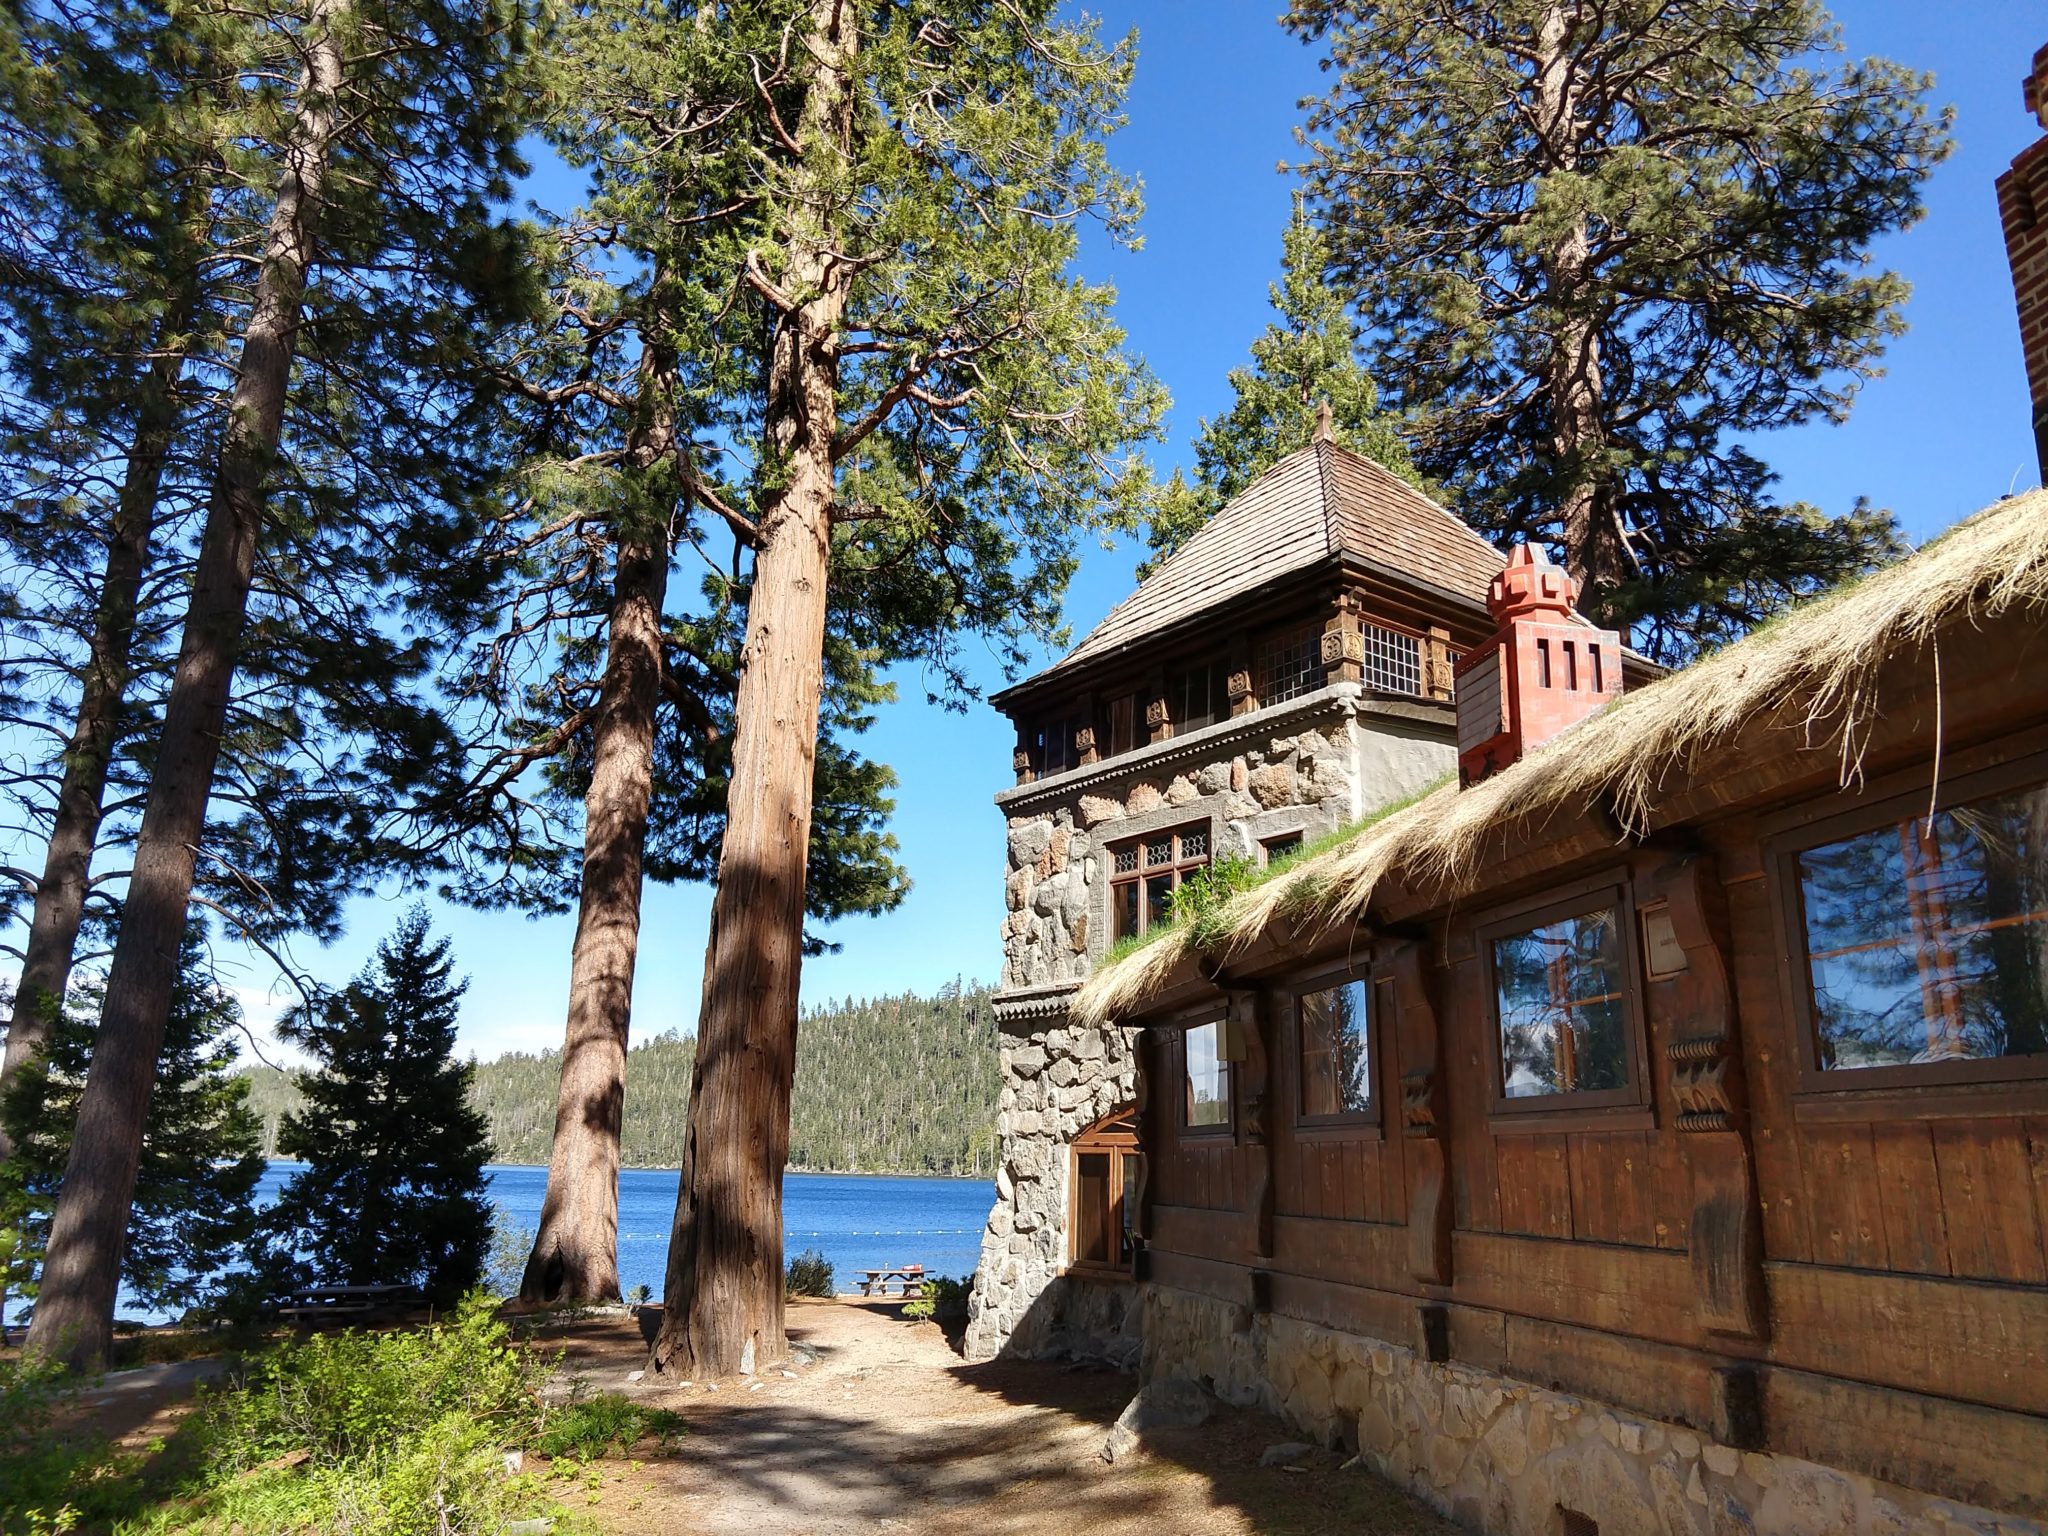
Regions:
[[1290, 960, 1383, 1140], [1764, 738, 2048, 1111], [1177, 1017, 1235, 1141], [1360, 619, 1424, 697], [1256, 624, 1323, 708], [1478, 871, 1652, 1131], [1066, 1108, 1140, 1280], [1108, 822, 1211, 944]]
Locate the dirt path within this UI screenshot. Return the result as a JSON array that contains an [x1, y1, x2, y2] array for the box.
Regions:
[[536, 1299, 1459, 1536]]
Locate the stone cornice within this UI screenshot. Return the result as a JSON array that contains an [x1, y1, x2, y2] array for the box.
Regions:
[[991, 980, 1080, 1032], [994, 684, 1453, 815]]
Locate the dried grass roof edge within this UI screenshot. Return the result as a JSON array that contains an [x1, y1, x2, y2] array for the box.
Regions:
[[1071, 488, 2048, 1029]]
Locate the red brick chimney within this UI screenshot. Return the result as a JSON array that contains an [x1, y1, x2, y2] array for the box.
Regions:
[[1453, 545, 1623, 786], [1997, 42, 2048, 486]]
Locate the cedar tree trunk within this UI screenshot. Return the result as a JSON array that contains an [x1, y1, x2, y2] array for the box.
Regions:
[[0, 311, 190, 1156], [520, 410, 674, 1302], [24, 0, 343, 1371], [1532, 2, 1624, 610], [652, 0, 852, 1379]]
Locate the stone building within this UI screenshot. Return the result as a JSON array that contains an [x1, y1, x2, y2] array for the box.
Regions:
[[961, 428, 1653, 1362]]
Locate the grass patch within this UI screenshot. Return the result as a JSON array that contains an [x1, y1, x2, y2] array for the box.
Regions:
[[536, 1393, 686, 1461]]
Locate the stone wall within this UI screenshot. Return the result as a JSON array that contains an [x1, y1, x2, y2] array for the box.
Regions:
[[962, 1012, 1139, 1363], [1141, 1284, 2040, 1536], [996, 685, 1454, 991], [969, 686, 1456, 1363]]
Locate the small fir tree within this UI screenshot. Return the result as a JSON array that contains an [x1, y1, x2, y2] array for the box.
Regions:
[[1143, 204, 1418, 573], [261, 908, 492, 1305], [0, 936, 264, 1324]]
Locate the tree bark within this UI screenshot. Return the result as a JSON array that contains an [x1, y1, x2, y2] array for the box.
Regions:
[[653, 0, 852, 1380], [0, 311, 190, 1157], [24, 0, 344, 1372], [1532, 1, 1624, 612], [520, 354, 675, 1303]]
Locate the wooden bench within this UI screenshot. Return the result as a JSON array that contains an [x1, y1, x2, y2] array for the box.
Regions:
[[857, 1265, 926, 1298], [275, 1282, 426, 1324]]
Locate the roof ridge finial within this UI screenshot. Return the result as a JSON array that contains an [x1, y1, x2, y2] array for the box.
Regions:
[[1312, 397, 1334, 444]]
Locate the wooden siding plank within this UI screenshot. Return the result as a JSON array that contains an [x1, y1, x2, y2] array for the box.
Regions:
[[1270, 1215, 1411, 1294], [1320, 1143, 1342, 1226], [1267, 1271, 1414, 1348], [1502, 1315, 1718, 1431], [1453, 1231, 1700, 1347], [1800, 1122, 1889, 1270], [1767, 1261, 2048, 1416], [1931, 1118, 2047, 1285], [1497, 1135, 1573, 1239], [1447, 951, 1501, 1234], [1720, 862, 1812, 1265], [1761, 1366, 2048, 1520], [1870, 1121, 1951, 1277]]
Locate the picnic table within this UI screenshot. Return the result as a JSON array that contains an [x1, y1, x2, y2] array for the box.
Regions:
[[275, 1282, 427, 1325], [857, 1264, 925, 1298]]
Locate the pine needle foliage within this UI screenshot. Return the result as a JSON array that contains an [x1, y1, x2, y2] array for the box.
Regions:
[[259, 908, 493, 1306], [1286, 0, 1953, 658]]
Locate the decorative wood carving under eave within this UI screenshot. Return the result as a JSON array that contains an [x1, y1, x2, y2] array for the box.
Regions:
[[1226, 668, 1253, 701], [1392, 941, 1452, 1287], [1646, 853, 1769, 1342], [1320, 628, 1365, 665]]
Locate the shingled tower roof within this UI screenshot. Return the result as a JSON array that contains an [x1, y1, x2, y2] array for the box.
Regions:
[[1021, 439, 1506, 690]]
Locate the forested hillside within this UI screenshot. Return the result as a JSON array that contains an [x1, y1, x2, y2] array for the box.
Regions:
[[241, 982, 1000, 1176]]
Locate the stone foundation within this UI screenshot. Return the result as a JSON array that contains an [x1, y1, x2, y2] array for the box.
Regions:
[[962, 1011, 1138, 1363], [1140, 1284, 2041, 1536]]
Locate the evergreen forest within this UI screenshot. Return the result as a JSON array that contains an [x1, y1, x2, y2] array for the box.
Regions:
[[240, 983, 1000, 1177]]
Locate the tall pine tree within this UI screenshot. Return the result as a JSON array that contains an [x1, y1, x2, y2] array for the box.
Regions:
[[650, 0, 1163, 1379], [1143, 202, 1417, 573], [1285, 0, 1951, 657], [259, 907, 492, 1307], [25, 0, 531, 1369]]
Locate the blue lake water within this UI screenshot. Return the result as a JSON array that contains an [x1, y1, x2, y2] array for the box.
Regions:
[[239, 1162, 993, 1305]]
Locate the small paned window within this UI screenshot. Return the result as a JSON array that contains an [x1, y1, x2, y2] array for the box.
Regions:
[[1257, 626, 1323, 706], [1184, 1021, 1232, 1130], [1069, 1108, 1139, 1274], [1299, 978, 1372, 1121], [1108, 823, 1210, 942], [1493, 905, 1631, 1100], [1362, 622, 1422, 696], [1795, 782, 2048, 1073], [1262, 833, 1303, 867], [1035, 714, 1081, 776]]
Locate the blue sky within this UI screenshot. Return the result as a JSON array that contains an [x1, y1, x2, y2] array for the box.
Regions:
[[221, 0, 2045, 1065]]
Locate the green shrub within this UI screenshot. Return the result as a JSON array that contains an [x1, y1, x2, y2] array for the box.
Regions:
[[535, 1392, 685, 1460], [785, 1248, 833, 1298]]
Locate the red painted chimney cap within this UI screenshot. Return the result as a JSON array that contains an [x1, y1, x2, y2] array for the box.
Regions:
[[1487, 544, 1577, 625]]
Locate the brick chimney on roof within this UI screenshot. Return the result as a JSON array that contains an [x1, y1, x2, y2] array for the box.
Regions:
[[1997, 41, 2048, 485], [1453, 545, 1623, 786]]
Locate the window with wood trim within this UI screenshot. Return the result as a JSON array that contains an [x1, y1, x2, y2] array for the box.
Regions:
[[1166, 660, 1231, 734], [1793, 779, 2048, 1075], [1257, 625, 1322, 706], [1068, 1107, 1139, 1274], [1489, 900, 1636, 1105], [1361, 621, 1422, 696], [1101, 692, 1138, 757], [1032, 711, 1085, 776], [1109, 823, 1209, 942], [1183, 1020, 1232, 1131], [1298, 977, 1372, 1123], [1261, 832, 1303, 867]]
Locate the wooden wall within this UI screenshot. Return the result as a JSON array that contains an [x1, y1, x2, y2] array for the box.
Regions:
[[1133, 777, 2048, 1513]]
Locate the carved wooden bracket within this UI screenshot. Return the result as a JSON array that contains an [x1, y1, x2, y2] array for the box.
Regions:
[[1226, 668, 1253, 701], [1669, 1033, 1735, 1133], [1073, 724, 1098, 765], [1320, 628, 1365, 665], [1647, 856, 1768, 1341], [1232, 989, 1276, 1262], [1012, 747, 1034, 785], [1392, 943, 1452, 1287]]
